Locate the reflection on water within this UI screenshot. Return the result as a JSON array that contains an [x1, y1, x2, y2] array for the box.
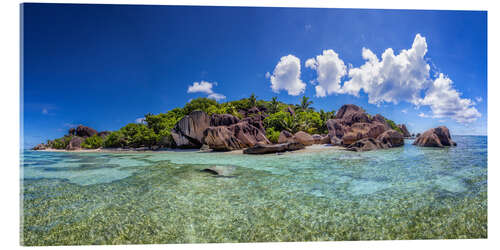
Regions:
[[21, 136, 487, 245]]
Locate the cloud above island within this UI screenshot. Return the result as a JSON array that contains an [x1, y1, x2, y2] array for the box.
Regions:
[[305, 49, 347, 97], [268, 34, 482, 123], [267, 54, 306, 96], [187, 80, 226, 101]]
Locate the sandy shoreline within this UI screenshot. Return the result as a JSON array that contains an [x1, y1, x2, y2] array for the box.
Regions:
[[33, 144, 346, 154]]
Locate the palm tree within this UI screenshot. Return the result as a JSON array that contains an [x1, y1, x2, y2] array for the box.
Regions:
[[248, 93, 257, 108], [269, 96, 280, 113], [297, 96, 313, 112]]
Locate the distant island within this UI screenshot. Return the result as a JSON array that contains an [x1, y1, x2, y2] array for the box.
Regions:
[[32, 95, 456, 153]]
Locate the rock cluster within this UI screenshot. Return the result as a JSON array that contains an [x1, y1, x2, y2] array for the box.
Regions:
[[413, 126, 457, 147], [32, 125, 107, 151], [325, 104, 407, 151]]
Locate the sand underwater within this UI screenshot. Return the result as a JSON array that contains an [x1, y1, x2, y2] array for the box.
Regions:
[[20, 136, 487, 245]]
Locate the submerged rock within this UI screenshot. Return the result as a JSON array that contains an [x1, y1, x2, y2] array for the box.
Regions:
[[201, 165, 236, 177], [377, 129, 404, 148], [413, 126, 457, 147], [243, 142, 305, 154]]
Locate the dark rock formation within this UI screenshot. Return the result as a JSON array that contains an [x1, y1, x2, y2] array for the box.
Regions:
[[97, 131, 111, 138], [32, 143, 46, 150], [278, 130, 294, 144], [68, 128, 76, 136], [377, 129, 404, 148], [76, 125, 98, 138], [413, 126, 457, 147], [342, 122, 386, 145], [372, 114, 391, 130], [210, 114, 240, 127], [326, 119, 347, 141], [202, 126, 243, 151], [229, 121, 270, 147], [242, 116, 266, 134], [416, 133, 421, 138], [171, 110, 211, 148], [293, 131, 314, 146], [66, 136, 84, 150], [347, 138, 387, 152], [397, 124, 411, 137], [243, 142, 305, 154], [312, 134, 330, 144], [201, 165, 236, 177]]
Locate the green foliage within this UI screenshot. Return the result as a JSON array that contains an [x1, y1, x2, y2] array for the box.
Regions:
[[47, 135, 73, 149], [248, 93, 257, 108], [263, 111, 294, 133], [103, 123, 158, 148], [295, 96, 314, 112], [295, 110, 323, 134], [268, 97, 280, 114], [183, 98, 218, 114], [385, 118, 403, 134], [265, 127, 281, 144], [81, 135, 103, 149]]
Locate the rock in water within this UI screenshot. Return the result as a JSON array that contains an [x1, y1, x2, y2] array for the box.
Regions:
[[377, 129, 404, 147], [243, 142, 305, 154], [397, 124, 411, 137], [171, 110, 211, 148], [347, 138, 386, 152], [201, 165, 236, 177], [413, 126, 457, 147]]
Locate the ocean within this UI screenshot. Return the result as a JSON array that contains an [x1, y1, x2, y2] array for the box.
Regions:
[[20, 136, 487, 245]]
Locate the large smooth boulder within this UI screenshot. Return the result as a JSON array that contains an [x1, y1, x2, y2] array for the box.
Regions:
[[66, 136, 84, 150], [397, 124, 411, 137], [243, 142, 305, 154], [372, 114, 391, 130], [76, 125, 98, 138], [326, 119, 347, 140], [278, 130, 294, 144], [346, 138, 387, 152], [377, 129, 404, 147], [229, 121, 270, 147], [210, 114, 240, 127], [312, 134, 330, 144], [413, 126, 457, 147], [202, 126, 243, 151], [293, 131, 314, 146], [335, 104, 363, 119], [32, 143, 46, 150], [342, 122, 386, 145], [171, 111, 211, 148]]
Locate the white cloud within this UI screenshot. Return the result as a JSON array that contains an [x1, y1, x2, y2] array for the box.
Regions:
[[269, 54, 306, 96], [343, 34, 430, 105], [306, 49, 347, 97], [135, 117, 145, 124], [187, 80, 226, 101], [265, 72, 271, 78], [418, 112, 429, 118], [401, 109, 408, 114], [187, 81, 215, 94], [475, 97, 483, 103], [418, 73, 481, 123], [42, 108, 48, 115], [207, 93, 226, 101]]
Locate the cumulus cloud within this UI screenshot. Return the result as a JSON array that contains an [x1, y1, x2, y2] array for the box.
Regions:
[[187, 80, 226, 101], [418, 73, 481, 123], [268, 55, 306, 96], [305, 49, 347, 97], [343, 34, 430, 105], [401, 109, 408, 114], [135, 117, 145, 124], [207, 93, 226, 101], [475, 97, 483, 103], [187, 81, 215, 94]]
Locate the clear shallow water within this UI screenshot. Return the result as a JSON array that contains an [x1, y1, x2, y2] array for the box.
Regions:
[[21, 136, 487, 245]]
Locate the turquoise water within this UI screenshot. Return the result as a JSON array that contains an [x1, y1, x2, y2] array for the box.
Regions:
[[21, 136, 487, 245]]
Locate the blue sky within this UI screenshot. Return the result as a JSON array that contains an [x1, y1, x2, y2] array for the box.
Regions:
[[21, 3, 487, 148]]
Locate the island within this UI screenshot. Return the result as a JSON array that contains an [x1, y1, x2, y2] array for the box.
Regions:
[[32, 95, 456, 153]]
